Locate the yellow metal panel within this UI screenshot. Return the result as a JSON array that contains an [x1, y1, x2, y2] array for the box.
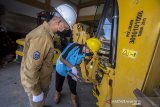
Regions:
[[92, 66, 115, 107], [111, 0, 160, 106], [52, 48, 61, 65], [16, 50, 24, 56], [16, 39, 24, 46]]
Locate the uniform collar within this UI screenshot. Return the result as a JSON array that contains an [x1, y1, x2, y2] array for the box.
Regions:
[[43, 21, 55, 38]]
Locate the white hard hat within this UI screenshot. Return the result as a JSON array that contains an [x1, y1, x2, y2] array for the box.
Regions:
[[55, 4, 77, 29]]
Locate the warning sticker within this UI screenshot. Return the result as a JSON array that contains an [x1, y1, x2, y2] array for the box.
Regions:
[[122, 49, 138, 59]]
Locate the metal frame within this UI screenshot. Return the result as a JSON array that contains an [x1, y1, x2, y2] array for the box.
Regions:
[[95, 0, 119, 68]]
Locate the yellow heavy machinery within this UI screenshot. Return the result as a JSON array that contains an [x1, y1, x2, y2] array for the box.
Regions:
[[15, 0, 160, 106], [72, 23, 97, 83], [73, 0, 160, 107], [72, 23, 90, 44]]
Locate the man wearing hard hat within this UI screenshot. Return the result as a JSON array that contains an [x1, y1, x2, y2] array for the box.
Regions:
[[54, 38, 101, 107], [20, 4, 77, 107]]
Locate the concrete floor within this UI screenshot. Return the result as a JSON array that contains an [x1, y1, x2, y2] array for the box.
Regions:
[[0, 62, 98, 107]]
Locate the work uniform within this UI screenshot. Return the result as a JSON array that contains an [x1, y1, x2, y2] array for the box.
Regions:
[[21, 21, 54, 107], [56, 43, 85, 95]]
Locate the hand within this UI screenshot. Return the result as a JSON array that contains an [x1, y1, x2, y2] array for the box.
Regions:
[[32, 92, 44, 102], [71, 67, 78, 76]]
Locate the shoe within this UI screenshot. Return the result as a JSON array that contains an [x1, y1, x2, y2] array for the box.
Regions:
[[71, 93, 79, 107], [54, 91, 61, 104]]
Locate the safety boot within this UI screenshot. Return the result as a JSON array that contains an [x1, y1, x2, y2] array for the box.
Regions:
[[71, 93, 79, 107], [54, 91, 61, 104]]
